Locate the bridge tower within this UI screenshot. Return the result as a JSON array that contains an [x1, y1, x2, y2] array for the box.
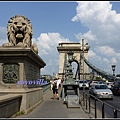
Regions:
[[57, 41, 90, 80]]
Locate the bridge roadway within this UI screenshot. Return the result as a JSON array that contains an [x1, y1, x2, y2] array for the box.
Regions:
[[16, 89, 92, 119]]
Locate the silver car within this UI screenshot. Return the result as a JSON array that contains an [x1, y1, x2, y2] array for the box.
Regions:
[[89, 83, 113, 100], [78, 80, 89, 89]]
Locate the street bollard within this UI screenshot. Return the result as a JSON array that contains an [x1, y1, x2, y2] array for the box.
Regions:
[[89, 94, 91, 114], [86, 94, 87, 110], [114, 109, 117, 118], [102, 102, 105, 118], [95, 98, 97, 118]]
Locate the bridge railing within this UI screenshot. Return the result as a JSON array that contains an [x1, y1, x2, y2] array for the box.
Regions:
[[81, 92, 120, 118], [40, 82, 51, 94]]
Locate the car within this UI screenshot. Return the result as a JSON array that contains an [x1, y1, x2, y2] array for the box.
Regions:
[[97, 80, 106, 84], [89, 80, 98, 87], [106, 82, 114, 89], [89, 83, 113, 99], [78, 80, 89, 89], [75, 79, 80, 84], [111, 80, 120, 95]]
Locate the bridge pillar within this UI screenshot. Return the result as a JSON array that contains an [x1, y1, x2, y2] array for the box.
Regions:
[[57, 42, 90, 80]]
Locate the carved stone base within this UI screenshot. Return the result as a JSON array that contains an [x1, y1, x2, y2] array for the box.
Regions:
[[0, 88, 43, 114], [0, 46, 46, 89]]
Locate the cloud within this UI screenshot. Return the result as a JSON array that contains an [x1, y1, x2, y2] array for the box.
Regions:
[[71, 1, 120, 74], [33, 33, 70, 56], [88, 50, 102, 62], [75, 30, 97, 42], [72, 1, 120, 48], [32, 32, 70, 75], [0, 27, 7, 45], [96, 46, 115, 57]]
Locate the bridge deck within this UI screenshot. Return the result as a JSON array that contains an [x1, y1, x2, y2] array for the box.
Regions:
[[16, 89, 90, 118]]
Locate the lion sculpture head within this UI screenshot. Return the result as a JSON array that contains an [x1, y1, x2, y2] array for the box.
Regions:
[[2, 15, 38, 54]]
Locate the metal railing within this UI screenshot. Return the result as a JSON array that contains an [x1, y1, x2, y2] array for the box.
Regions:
[[40, 82, 51, 94], [81, 92, 120, 118]]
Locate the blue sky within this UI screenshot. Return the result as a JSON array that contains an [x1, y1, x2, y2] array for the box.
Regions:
[[0, 1, 120, 77]]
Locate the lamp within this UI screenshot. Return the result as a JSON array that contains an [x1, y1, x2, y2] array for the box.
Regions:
[[67, 51, 74, 64], [111, 65, 116, 76], [66, 51, 74, 82]]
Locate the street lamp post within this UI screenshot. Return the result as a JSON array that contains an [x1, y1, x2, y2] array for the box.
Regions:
[[81, 38, 85, 106], [67, 51, 74, 83], [92, 70, 94, 80], [111, 65, 116, 82], [61, 51, 80, 108]]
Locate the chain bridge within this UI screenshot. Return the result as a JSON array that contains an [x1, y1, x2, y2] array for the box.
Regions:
[[57, 40, 117, 82]]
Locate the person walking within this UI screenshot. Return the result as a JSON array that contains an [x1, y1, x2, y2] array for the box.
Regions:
[[52, 78, 61, 100], [57, 78, 62, 90], [50, 80, 54, 90]]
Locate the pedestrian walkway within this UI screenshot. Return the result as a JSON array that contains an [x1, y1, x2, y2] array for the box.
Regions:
[[16, 89, 91, 119]]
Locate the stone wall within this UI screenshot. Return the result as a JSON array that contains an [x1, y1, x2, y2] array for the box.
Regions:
[[0, 87, 43, 117], [0, 47, 46, 88], [0, 94, 22, 118]]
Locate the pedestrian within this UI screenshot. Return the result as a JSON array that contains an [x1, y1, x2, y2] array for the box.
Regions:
[[61, 78, 64, 83], [50, 80, 54, 90], [58, 78, 62, 90], [52, 78, 61, 100]]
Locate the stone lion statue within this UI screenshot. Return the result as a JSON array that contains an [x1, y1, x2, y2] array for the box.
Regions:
[[2, 15, 38, 54]]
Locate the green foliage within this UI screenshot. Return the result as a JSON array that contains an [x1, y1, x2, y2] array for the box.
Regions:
[[95, 76, 102, 80], [12, 110, 25, 118]]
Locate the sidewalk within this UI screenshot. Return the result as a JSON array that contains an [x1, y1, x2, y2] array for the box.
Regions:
[[16, 89, 91, 119]]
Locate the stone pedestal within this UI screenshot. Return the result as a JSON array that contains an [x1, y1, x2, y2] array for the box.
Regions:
[[0, 46, 46, 89], [0, 46, 46, 114]]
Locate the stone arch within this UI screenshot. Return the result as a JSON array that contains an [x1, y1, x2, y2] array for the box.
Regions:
[[57, 42, 90, 80], [72, 59, 80, 79]]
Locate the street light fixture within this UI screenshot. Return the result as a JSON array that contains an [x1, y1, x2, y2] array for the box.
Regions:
[[67, 51, 74, 83], [111, 65, 116, 76], [67, 51, 74, 64], [111, 65, 116, 82]]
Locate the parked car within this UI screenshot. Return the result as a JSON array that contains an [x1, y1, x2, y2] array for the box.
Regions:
[[78, 80, 89, 89], [111, 80, 120, 95], [89, 83, 113, 99]]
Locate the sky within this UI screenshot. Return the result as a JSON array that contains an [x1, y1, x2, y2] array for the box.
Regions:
[[0, 1, 120, 77]]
